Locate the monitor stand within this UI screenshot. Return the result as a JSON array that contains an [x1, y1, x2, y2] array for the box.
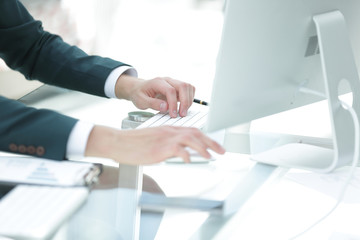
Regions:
[[251, 10, 360, 173]]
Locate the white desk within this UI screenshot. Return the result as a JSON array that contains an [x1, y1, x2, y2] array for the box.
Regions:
[[7, 85, 360, 240]]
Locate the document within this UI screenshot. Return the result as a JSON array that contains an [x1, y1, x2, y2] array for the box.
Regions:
[[0, 156, 102, 187]]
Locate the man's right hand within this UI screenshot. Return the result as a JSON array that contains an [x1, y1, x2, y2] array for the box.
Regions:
[[85, 125, 226, 165]]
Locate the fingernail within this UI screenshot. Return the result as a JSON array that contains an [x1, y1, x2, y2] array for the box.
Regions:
[[172, 110, 177, 117], [160, 102, 166, 112], [181, 110, 187, 116]]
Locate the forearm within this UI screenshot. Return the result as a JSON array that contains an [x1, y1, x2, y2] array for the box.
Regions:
[[0, 96, 77, 160], [85, 125, 121, 160], [0, 0, 129, 97], [115, 73, 144, 100]]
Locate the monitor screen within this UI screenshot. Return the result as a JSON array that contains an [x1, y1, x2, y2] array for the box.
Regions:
[[206, 0, 360, 172]]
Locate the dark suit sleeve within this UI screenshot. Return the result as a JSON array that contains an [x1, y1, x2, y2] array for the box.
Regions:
[[0, 0, 129, 97], [0, 0, 130, 160], [0, 96, 78, 160]]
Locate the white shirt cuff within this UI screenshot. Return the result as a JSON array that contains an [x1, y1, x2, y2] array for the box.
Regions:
[[104, 66, 138, 98], [66, 121, 95, 160]]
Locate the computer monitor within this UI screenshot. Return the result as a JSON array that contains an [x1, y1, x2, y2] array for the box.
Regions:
[[206, 0, 360, 172]]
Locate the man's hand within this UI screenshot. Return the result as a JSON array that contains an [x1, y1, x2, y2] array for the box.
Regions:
[[115, 75, 195, 117], [85, 125, 225, 165]]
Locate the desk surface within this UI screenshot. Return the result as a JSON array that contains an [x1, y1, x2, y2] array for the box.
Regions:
[[47, 156, 360, 240], [7, 85, 360, 240]]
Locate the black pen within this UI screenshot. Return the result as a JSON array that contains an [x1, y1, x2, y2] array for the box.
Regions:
[[193, 98, 208, 106]]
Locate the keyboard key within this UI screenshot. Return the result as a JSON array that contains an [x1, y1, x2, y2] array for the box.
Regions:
[[0, 185, 89, 240], [137, 108, 208, 129]]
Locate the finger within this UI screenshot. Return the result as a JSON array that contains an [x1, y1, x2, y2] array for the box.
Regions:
[[163, 86, 179, 118], [187, 85, 195, 112], [164, 79, 195, 117], [169, 141, 192, 163], [179, 129, 212, 159], [145, 96, 168, 113], [202, 137, 226, 155], [186, 128, 225, 156], [178, 84, 192, 117], [152, 78, 178, 117], [188, 141, 212, 159], [176, 148, 191, 163]]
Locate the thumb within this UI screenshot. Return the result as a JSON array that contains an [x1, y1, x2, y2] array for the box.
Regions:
[[147, 97, 168, 113]]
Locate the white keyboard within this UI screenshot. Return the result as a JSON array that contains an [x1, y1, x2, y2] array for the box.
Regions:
[[0, 185, 89, 240], [137, 106, 225, 163], [137, 108, 208, 129]]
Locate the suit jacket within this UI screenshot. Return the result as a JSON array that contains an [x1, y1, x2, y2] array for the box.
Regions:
[[0, 0, 129, 160]]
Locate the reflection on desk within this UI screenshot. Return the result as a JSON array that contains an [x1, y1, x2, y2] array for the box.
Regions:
[[57, 165, 163, 240], [141, 160, 278, 216]]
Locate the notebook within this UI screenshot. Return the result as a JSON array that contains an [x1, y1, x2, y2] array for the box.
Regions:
[[0, 156, 102, 187]]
